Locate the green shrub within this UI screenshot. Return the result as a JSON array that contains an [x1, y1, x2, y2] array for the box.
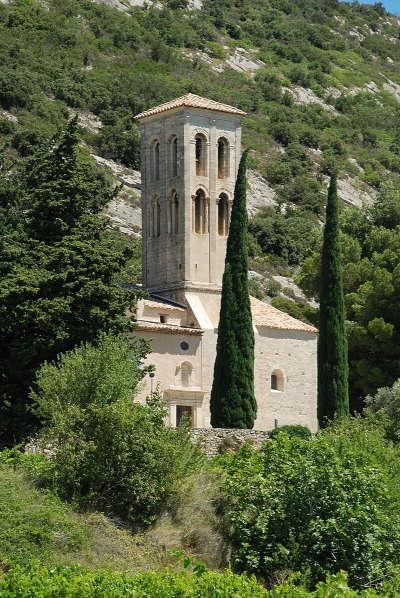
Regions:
[[249, 208, 320, 267], [365, 379, 400, 443], [2, 565, 400, 596], [219, 418, 400, 589], [0, 464, 87, 568], [0, 564, 269, 597], [32, 334, 201, 527], [271, 296, 314, 324], [269, 424, 312, 440]]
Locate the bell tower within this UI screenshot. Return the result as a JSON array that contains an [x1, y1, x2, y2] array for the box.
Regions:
[[135, 93, 245, 302]]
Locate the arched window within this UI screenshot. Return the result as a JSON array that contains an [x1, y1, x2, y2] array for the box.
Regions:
[[195, 133, 207, 177], [193, 189, 208, 234], [172, 191, 179, 234], [181, 361, 193, 388], [217, 137, 229, 179], [271, 370, 284, 392], [171, 136, 178, 177], [151, 196, 160, 238], [150, 140, 160, 181], [218, 193, 230, 236]]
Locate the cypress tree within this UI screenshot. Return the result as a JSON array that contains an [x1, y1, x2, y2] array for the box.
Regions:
[[210, 150, 256, 429], [318, 174, 349, 425]]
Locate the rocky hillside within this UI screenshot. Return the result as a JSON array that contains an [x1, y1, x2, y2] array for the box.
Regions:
[[0, 0, 399, 286]]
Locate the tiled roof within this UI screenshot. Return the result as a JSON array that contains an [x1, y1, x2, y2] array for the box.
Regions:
[[135, 322, 203, 336], [143, 299, 186, 313], [250, 297, 317, 334], [135, 93, 247, 120]]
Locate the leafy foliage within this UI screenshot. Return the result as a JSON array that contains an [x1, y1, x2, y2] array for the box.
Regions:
[[269, 424, 312, 440], [2, 564, 400, 597], [365, 379, 400, 444], [211, 151, 256, 429], [219, 418, 400, 589], [32, 333, 201, 528], [249, 207, 320, 267]]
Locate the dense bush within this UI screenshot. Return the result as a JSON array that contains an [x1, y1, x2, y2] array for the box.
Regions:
[[219, 418, 400, 589], [366, 379, 400, 443], [271, 296, 319, 326], [249, 208, 320, 266], [269, 424, 312, 440], [32, 333, 201, 527], [2, 565, 400, 597]]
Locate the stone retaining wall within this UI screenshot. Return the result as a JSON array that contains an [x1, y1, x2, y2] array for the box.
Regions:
[[190, 428, 269, 458]]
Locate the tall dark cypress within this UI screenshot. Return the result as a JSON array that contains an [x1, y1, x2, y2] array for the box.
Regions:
[[210, 150, 256, 429], [318, 174, 349, 425]]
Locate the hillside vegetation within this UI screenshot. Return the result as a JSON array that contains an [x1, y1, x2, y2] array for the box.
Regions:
[[0, 0, 399, 403]]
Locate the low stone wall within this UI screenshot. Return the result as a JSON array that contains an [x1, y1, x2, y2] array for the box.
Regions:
[[190, 428, 269, 458]]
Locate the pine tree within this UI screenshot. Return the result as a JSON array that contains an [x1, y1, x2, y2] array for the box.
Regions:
[[318, 174, 349, 425], [210, 150, 256, 429], [0, 121, 134, 445]]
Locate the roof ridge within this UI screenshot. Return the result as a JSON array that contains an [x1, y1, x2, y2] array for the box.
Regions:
[[250, 296, 317, 334], [135, 94, 247, 120]]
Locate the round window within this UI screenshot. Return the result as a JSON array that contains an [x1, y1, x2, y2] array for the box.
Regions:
[[180, 341, 189, 351]]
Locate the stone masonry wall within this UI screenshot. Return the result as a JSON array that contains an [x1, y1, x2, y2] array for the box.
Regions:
[[190, 427, 269, 458]]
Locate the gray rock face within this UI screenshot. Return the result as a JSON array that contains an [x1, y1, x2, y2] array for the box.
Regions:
[[0, 110, 18, 123], [68, 109, 102, 134], [225, 48, 265, 75], [337, 176, 378, 208], [91, 0, 202, 10], [91, 154, 142, 236], [247, 171, 277, 214], [383, 78, 400, 103], [284, 86, 338, 114]]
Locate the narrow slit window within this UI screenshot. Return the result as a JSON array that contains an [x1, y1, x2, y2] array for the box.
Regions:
[[218, 193, 229, 236], [152, 197, 160, 238], [271, 370, 284, 392], [172, 137, 178, 177], [172, 192, 179, 234], [217, 137, 229, 179], [154, 142, 160, 180]]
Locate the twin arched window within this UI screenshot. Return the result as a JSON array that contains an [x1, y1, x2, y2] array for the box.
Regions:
[[193, 189, 209, 234], [218, 193, 230, 236], [217, 137, 229, 179]]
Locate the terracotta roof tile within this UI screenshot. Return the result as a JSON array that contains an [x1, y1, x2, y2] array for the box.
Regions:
[[135, 93, 247, 120], [143, 299, 186, 313], [135, 322, 203, 336], [250, 297, 317, 334]]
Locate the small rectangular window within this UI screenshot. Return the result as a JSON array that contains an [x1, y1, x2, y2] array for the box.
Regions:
[[177, 405, 193, 427], [160, 315, 166, 324], [271, 374, 278, 390]]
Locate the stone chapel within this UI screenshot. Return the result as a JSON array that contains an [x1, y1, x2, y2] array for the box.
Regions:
[[132, 93, 318, 432]]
